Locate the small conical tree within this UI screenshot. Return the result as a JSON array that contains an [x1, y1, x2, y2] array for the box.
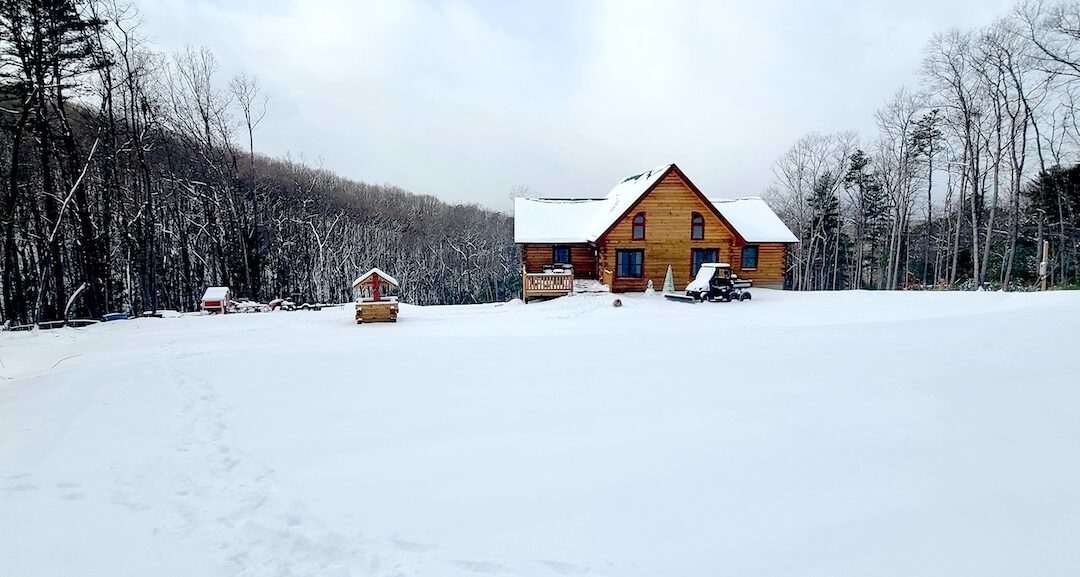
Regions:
[[663, 265, 675, 293]]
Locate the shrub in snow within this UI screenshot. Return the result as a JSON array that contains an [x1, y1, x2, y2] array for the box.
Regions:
[[612, 298, 622, 308]]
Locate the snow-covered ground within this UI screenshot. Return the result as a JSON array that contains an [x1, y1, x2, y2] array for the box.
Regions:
[[2, 289, 1079, 577]]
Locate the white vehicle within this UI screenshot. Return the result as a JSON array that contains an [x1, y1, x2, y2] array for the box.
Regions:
[[672, 263, 753, 302]]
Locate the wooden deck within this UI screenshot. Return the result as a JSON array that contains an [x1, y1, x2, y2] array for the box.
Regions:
[[522, 268, 574, 301]]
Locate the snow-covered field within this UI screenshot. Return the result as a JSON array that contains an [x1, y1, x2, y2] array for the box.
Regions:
[[2, 290, 1079, 577]]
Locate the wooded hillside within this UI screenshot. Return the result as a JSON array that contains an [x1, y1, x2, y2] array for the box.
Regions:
[[0, 0, 518, 325]]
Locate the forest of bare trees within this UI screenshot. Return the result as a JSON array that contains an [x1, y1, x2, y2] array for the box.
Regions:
[[0, 0, 518, 326], [769, 1, 1080, 291]]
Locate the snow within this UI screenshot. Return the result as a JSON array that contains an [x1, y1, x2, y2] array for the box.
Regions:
[[358, 296, 398, 303], [513, 164, 672, 243], [352, 267, 399, 288], [201, 286, 229, 301], [233, 301, 270, 313], [513, 198, 604, 243], [585, 164, 672, 241], [2, 291, 1080, 577], [572, 279, 609, 293], [686, 264, 717, 293], [143, 309, 183, 318], [710, 197, 799, 243]]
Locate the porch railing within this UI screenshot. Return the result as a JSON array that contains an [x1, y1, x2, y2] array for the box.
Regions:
[[523, 267, 574, 300]]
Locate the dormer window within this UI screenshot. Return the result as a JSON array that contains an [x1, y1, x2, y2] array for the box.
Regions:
[[691, 212, 704, 240], [632, 213, 646, 240]]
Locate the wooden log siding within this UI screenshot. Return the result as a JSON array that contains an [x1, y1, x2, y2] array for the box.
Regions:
[[598, 172, 737, 292], [355, 301, 399, 323], [733, 243, 788, 288], [520, 243, 597, 279]]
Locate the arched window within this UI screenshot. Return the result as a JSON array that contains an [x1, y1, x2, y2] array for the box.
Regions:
[[632, 213, 646, 240], [691, 212, 705, 240]]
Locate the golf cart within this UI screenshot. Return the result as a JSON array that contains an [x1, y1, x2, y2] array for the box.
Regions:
[[668, 262, 752, 303]]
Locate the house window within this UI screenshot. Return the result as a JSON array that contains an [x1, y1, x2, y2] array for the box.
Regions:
[[632, 213, 646, 240], [552, 245, 571, 265], [691, 212, 705, 240], [692, 249, 718, 276], [616, 249, 644, 278], [741, 245, 759, 269]]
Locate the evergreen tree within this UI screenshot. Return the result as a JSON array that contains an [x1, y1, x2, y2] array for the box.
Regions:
[[843, 149, 890, 288], [910, 109, 942, 283], [0, 0, 106, 321]]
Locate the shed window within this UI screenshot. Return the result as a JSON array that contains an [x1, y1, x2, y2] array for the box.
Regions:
[[741, 245, 759, 269], [616, 249, 644, 278], [691, 212, 705, 240], [692, 248, 718, 276], [552, 245, 571, 265], [632, 213, 646, 240]]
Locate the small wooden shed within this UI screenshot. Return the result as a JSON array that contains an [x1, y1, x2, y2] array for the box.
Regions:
[[352, 267, 399, 324], [202, 286, 232, 314]]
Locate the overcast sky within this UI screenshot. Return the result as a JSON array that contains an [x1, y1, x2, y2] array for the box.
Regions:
[[140, 0, 1015, 212]]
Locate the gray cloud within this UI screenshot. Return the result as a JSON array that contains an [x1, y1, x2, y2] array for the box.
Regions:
[[140, 0, 1015, 211]]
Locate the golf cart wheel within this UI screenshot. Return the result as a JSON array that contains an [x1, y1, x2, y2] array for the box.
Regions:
[[741, 292, 752, 301]]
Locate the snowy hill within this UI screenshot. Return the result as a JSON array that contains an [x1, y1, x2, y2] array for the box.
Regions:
[[2, 290, 1079, 576]]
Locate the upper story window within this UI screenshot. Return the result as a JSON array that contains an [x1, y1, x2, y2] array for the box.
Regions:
[[741, 245, 759, 269], [691, 212, 705, 240], [552, 245, 571, 265], [632, 213, 646, 240]]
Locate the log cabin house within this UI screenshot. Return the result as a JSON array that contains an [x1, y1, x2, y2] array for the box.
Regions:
[[513, 163, 797, 299]]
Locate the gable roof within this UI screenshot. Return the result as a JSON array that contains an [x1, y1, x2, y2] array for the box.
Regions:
[[513, 198, 606, 244], [514, 164, 797, 245], [352, 267, 399, 288], [202, 286, 230, 301], [588, 164, 674, 241], [709, 197, 799, 243]]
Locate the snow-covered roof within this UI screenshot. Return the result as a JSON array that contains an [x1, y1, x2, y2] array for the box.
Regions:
[[513, 164, 672, 244], [513, 198, 605, 243], [584, 164, 672, 241], [709, 197, 799, 243], [202, 286, 229, 300], [513, 164, 798, 244], [353, 267, 399, 288]]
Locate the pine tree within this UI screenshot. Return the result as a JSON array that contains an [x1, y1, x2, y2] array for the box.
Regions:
[[807, 171, 842, 289], [844, 149, 890, 288], [911, 109, 942, 283]]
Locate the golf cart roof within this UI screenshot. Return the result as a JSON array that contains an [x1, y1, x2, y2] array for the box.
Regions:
[[700, 262, 731, 269]]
